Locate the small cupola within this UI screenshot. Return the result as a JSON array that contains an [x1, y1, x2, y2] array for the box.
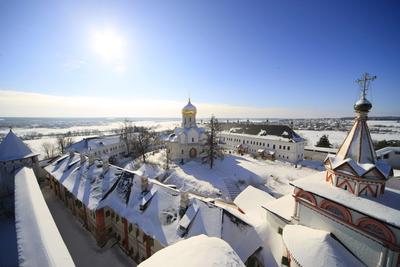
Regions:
[[324, 73, 393, 197]]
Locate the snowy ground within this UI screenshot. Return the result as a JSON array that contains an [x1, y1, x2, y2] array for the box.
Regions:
[[126, 151, 319, 200], [42, 186, 136, 267], [298, 128, 400, 148]]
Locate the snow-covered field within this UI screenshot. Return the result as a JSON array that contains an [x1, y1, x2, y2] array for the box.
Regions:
[[298, 128, 400, 148], [4, 118, 399, 159], [4, 119, 180, 159], [127, 151, 319, 200]]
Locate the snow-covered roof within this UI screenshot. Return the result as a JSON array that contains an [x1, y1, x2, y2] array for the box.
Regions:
[[305, 146, 338, 154], [100, 175, 222, 245], [219, 123, 305, 143], [282, 225, 364, 267], [220, 131, 304, 143], [45, 153, 120, 210], [291, 172, 400, 228], [234, 185, 275, 224], [138, 235, 245, 267], [263, 194, 295, 222], [168, 126, 207, 142], [325, 155, 392, 179], [67, 135, 122, 153], [45, 153, 265, 262], [376, 146, 400, 157], [0, 130, 38, 162], [15, 167, 74, 267]]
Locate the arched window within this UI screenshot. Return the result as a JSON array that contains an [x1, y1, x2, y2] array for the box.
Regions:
[[320, 200, 352, 223], [357, 218, 396, 243], [294, 189, 317, 206]]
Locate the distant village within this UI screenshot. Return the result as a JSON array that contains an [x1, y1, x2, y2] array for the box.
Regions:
[[1, 74, 400, 267]]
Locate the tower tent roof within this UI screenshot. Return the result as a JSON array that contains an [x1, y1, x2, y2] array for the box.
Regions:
[[327, 74, 392, 180], [336, 119, 376, 165], [0, 130, 38, 162]]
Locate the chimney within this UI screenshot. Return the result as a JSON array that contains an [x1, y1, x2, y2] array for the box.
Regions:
[[179, 192, 190, 218], [102, 157, 109, 173], [141, 176, 149, 193], [88, 155, 95, 165], [80, 154, 86, 165], [69, 151, 75, 158]]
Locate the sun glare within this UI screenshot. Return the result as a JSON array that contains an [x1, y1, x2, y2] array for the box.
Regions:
[[92, 29, 125, 61]]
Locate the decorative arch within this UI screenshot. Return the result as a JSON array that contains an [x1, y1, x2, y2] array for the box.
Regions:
[[320, 200, 352, 223], [294, 189, 317, 206], [356, 218, 396, 244], [325, 172, 333, 184], [358, 184, 377, 197], [189, 147, 197, 158], [337, 179, 355, 194]]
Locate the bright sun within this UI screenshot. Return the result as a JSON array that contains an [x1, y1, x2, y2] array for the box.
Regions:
[[92, 29, 125, 61]]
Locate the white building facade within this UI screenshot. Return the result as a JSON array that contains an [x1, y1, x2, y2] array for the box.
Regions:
[[219, 128, 305, 163], [67, 135, 128, 160], [166, 99, 207, 162]]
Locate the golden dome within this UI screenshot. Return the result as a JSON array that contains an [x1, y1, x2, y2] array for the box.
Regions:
[[182, 99, 197, 116]]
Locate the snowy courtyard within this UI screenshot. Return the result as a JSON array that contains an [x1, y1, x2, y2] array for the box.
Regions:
[[125, 151, 321, 200], [42, 186, 136, 267]]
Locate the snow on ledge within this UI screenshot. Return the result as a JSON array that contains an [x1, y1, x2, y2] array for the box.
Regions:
[[138, 234, 245, 267], [15, 167, 75, 267], [283, 225, 364, 267]]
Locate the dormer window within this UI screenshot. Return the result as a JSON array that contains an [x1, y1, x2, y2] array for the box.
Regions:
[[178, 203, 199, 237]]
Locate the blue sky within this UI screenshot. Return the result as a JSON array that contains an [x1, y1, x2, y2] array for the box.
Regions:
[[0, 0, 399, 117]]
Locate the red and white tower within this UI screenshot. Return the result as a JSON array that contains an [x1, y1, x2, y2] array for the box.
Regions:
[[324, 73, 393, 197]]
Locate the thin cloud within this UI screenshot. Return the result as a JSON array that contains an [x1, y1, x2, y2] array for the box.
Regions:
[[0, 90, 351, 118], [63, 59, 86, 72]]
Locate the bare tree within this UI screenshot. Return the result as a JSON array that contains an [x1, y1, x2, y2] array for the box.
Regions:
[[131, 127, 156, 163], [42, 142, 57, 159], [56, 134, 73, 154], [120, 119, 134, 155], [202, 115, 224, 169]]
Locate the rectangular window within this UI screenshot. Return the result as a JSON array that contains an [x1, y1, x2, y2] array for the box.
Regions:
[[129, 223, 133, 232], [287, 146, 290, 151], [279, 145, 282, 149], [281, 256, 290, 266], [106, 210, 111, 217]]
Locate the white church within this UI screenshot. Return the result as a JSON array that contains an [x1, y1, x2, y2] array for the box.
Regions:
[[166, 99, 208, 162]]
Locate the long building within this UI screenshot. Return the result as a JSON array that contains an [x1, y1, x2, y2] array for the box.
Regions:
[[0, 130, 74, 267], [44, 153, 265, 265], [219, 124, 305, 163], [66, 134, 128, 161]]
